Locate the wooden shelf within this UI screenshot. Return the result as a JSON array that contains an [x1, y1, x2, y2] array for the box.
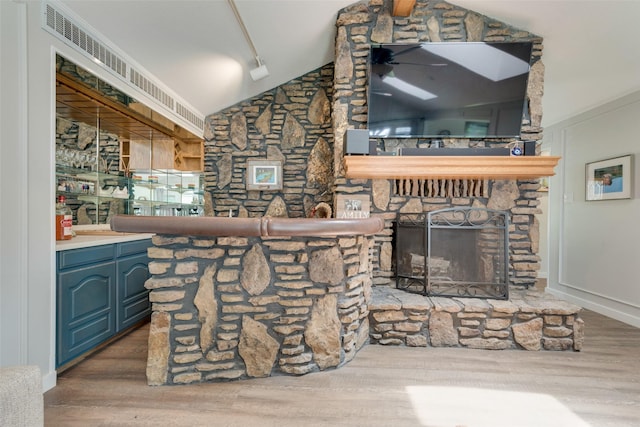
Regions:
[[57, 73, 204, 173], [343, 155, 561, 180]]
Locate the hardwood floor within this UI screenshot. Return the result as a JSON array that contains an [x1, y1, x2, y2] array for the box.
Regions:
[[44, 309, 640, 427]]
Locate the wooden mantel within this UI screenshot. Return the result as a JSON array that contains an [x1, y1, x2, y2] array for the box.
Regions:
[[343, 155, 561, 180]]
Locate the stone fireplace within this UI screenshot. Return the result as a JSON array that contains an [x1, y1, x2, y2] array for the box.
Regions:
[[395, 207, 509, 299], [205, 0, 546, 291], [331, 1, 546, 290]]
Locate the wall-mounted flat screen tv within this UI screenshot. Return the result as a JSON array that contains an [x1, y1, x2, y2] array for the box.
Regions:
[[368, 42, 533, 138]]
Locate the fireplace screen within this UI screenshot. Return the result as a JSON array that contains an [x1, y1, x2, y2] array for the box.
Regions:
[[395, 207, 509, 299]]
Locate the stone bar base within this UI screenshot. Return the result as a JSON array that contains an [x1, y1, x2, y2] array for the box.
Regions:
[[144, 233, 373, 386], [369, 286, 584, 351]]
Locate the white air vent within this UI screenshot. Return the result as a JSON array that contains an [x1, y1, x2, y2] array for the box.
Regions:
[[42, 0, 205, 135], [176, 103, 205, 131], [130, 68, 174, 110], [45, 2, 127, 78]]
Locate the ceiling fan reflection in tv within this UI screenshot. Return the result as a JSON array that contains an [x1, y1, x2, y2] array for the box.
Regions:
[[367, 41, 534, 139]]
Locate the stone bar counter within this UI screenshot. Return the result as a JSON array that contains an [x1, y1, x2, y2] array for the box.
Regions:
[[110, 215, 384, 385]]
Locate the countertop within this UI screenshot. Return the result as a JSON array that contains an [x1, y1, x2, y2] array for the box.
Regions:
[[56, 225, 154, 251]]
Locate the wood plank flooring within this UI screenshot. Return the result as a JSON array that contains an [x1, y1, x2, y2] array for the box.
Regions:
[[44, 309, 640, 427]]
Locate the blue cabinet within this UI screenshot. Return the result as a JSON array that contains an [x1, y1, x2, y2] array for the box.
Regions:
[[56, 239, 151, 368]]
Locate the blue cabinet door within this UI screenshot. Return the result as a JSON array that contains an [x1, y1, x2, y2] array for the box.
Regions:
[[57, 261, 116, 367], [117, 252, 151, 331]]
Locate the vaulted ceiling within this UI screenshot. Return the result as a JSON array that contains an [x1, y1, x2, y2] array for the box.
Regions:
[[59, 0, 640, 128]]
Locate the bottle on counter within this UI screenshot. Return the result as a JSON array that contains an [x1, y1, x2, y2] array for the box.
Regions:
[[55, 195, 73, 241]]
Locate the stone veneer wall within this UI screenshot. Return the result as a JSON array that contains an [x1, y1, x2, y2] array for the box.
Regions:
[[144, 233, 372, 385], [203, 64, 335, 219], [332, 0, 546, 288], [201, 0, 547, 287]]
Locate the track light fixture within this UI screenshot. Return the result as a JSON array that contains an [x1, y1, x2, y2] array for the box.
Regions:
[[249, 57, 269, 81], [228, 0, 270, 81]]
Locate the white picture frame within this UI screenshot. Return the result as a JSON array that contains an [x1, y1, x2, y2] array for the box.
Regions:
[[246, 160, 282, 191], [585, 154, 633, 201]]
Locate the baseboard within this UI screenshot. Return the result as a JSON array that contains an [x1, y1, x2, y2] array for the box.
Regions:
[[42, 369, 57, 392], [547, 287, 640, 328]]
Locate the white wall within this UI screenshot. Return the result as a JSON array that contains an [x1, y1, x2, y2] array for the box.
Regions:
[[0, 0, 139, 391], [545, 90, 640, 327], [536, 192, 548, 279], [1, 0, 57, 390], [1, 0, 31, 372]]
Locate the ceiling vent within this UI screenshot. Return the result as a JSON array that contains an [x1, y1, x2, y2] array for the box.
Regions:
[[176, 103, 205, 131], [44, 2, 127, 79], [129, 68, 175, 111], [42, 0, 205, 135]]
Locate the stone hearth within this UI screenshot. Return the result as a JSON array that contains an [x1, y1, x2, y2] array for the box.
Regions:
[[369, 286, 583, 351]]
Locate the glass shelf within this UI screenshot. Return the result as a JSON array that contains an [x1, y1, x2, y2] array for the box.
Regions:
[[56, 166, 204, 222], [128, 169, 203, 216]]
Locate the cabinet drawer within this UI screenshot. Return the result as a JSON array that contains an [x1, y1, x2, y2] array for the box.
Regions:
[[58, 245, 115, 270], [117, 239, 152, 257]]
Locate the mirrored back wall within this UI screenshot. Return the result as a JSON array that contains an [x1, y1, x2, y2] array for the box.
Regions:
[[55, 55, 204, 225]]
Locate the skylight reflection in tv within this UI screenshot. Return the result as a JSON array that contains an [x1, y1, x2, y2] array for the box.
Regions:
[[368, 42, 534, 139]]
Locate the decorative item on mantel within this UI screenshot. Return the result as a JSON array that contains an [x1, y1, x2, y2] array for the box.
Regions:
[[335, 194, 371, 219]]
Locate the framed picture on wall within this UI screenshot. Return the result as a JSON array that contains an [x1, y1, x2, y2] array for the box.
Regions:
[[246, 160, 282, 191], [585, 154, 633, 201]]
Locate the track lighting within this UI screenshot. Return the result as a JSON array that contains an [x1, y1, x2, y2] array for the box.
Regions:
[[249, 57, 270, 81], [228, 0, 270, 81]]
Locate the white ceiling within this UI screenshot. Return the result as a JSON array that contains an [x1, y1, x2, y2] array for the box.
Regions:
[[59, 0, 640, 128]]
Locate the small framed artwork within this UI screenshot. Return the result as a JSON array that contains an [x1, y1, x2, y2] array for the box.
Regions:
[[246, 160, 282, 191], [585, 154, 633, 201]]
